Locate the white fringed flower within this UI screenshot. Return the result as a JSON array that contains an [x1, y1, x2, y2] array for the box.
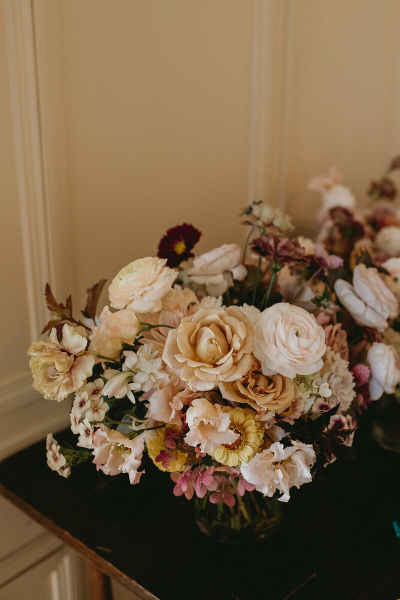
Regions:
[[92, 426, 146, 484], [240, 441, 316, 502], [184, 398, 238, 453], [316, 348, 356, 413]]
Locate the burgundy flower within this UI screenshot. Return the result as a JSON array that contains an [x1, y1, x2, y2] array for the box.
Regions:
[[368, 178, 397, 200], [251, 233, 309, 266], [157, 223, 201, 268], [390, 155, 400, 171]]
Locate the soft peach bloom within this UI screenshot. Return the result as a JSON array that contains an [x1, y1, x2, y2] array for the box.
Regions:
[[187, 244, 247, 296], [321, 184, 356, 212], [147, 386, 183, 426], [254, 303, 326, 379], [324, 322, 349, 361], [367, 342, 400, 400], [108, 257, 177, 313], [184, 398, 238, 453], [161, 286, 198, 313], [219, 357, 299, 420], [237, 304, 261, 328], [90, 306, 140, 359], [375, 226, 400, 257], [92, 426, 146, 484], [163, 306, 254, 391], [240, 440, 316, 502], [28, 324, 95, 402], [334, 264, 398, 332]]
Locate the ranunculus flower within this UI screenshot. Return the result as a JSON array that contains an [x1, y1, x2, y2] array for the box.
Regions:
[[161, 286, 198, 313], [253, 303, 326, 378], [375, 226, 400, 256], [108, 257, 177, 313], [334, 264, 398, 332], [92, 426, 146, 484], [367, 342, 400, 400], [28, 324, 95, 402], [162, 306, 254, 391], [219, 357, 299, 420], [240, 441, 316, 502], [90, 306, 140, 359], [184, 398, 239, 453], [187, 244, 247, 296]]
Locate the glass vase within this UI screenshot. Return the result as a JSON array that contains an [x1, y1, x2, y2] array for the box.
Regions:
[[194, 491, 282, 544], [372, 393, 400, 452]]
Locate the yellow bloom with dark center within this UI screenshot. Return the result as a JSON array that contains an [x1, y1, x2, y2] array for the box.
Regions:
[[146, 426, 187, 473], [212, 407, 264, 467]]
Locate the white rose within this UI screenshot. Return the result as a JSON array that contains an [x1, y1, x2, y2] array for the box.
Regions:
[[375, 226, 400, 257], [322, 184, 356, 212], [254, 303, 326, 379], [187, 243, 247, 296], [367, 342, 400, 400], [334, 264, 398, 332], [108, 257, 177, 313]]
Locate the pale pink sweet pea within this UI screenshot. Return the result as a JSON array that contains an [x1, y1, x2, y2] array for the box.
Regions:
[[92, 426, 146, 484], [184, 398, 238, 453]]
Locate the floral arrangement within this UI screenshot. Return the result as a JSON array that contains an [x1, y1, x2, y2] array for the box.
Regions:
[[28, 177, 400, 512]]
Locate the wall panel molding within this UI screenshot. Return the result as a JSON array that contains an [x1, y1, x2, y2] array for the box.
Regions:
[[248, 0, 291, 208], [3, 0, 55, 341]]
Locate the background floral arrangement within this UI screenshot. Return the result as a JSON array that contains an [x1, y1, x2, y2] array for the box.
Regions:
[[28, 168, 400, 510]]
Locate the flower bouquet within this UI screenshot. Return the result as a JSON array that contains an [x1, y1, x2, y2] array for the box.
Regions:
[[29, 200, 382, 542], [308, 156, 400, 452]]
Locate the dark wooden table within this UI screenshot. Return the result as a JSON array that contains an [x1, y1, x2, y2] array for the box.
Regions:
[[0, 420, 400, 600]]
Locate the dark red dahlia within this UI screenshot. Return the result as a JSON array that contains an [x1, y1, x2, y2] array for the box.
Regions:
[[157, 223, 201, 267]]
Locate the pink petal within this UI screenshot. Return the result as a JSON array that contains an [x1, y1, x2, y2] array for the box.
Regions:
[[209, 492, 223, 504]]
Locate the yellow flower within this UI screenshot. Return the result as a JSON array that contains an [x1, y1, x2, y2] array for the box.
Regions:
[[146, 426, 187, 473], [212, 407, 264, 467]]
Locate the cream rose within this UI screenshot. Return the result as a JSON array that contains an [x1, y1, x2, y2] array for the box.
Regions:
[[108, 257, 177, 313], [187, 244, 247, 296], [375, 226, 400, 256], [28, 324, 95, 402], [367, 342, 400, 400], [253, 303, 326, 379], [219, 357, 299, 419], [334, 264, 398, 332], [162, 306, 254, 391]]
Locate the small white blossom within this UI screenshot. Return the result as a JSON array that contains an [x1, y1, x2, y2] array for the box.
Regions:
[[85, 397, 109, 422], [77, 418, 94, 449], [46, 434, 71, 478], [130, 344, 166, 393], [70, 407, 81, 434], [85, 378, 104, 401]]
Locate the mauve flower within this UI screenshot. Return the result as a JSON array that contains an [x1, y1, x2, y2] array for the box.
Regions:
[[157, 223, 201, 268], [237, 476, 256, 496], [254, 303, 326, 378], [352, 364, 371, 386], [28, 324, 95, 402], [334, 264, 398, 332], [369, 178, 397, 200], [367, 342, 400, 400], [163, 306, 254, 391], [108, 257, 177, 313], [194, 466, 219, 498], [187, 243, 247, 296], [251, 234, 309, 266], [171, 466, 196, 499]]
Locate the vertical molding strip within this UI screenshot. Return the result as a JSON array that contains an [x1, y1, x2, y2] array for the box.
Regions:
[[248, 0, 269, 204], [3, 0, 54, 341], [276, 0, 292, 211]]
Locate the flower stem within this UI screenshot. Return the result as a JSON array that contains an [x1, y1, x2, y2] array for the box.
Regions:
[[242, 228, 253, 264], [252, 257, 262, 305], [97, 354, 121, 363], [261, 264, 280, 310]]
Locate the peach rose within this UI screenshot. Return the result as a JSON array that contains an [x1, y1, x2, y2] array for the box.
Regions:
[[254, 303, 326, 378], [219, 357, 299, 419], [334, 264, 398, 332], [108, 257, 177, 313], [187, 244, 247, 296], [162, 306, 254, 391], [28, 324, 95, 402]]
